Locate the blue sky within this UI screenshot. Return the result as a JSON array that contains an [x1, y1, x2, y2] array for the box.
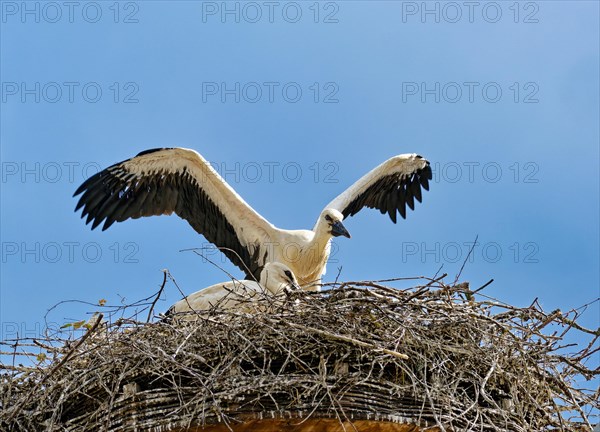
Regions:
[[1, 1, 598, 359]]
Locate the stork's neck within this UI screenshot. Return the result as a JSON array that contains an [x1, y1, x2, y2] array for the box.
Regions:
[[311, 216, 333, 246], [258, 272, 278, 295], [262, 281, 283, 295]]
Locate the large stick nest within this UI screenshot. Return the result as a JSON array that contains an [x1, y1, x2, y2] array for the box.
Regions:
[[1, 277, 598, 431]]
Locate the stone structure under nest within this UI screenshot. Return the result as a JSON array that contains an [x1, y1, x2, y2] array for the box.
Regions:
[[1, 278, 598, 431]]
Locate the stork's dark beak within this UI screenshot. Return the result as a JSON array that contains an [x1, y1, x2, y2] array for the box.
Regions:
[[331, 220, 351, 238], [284, 281, 301, 296]]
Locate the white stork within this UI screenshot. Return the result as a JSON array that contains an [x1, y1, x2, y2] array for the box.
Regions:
[[74, 147, 431, 288], [166, 262, 299, 317]]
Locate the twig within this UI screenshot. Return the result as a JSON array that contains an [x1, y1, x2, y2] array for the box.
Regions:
[[473, 278, 494, 294], [147, 270, 168, 322], [455, 234, 478, 284]]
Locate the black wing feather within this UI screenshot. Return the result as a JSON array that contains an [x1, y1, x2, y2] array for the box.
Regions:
[[405, 184, 415, 211], [74, 152, 263, 279], [339, 161, 431, 223]]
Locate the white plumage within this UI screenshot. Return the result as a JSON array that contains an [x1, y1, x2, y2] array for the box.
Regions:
[[166, 262, 299, 317], [74, 148, 431, 289]]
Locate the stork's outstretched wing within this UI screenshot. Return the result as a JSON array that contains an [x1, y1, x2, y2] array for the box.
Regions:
[[325, 154, 432, 223], [74, 147, 279, 279]]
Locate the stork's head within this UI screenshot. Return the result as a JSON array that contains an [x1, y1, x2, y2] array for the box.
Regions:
[[319, 208, 351, 238], [259, 262, 300, 294]]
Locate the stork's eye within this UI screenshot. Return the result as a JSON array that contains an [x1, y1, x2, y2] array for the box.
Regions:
[[324, 215, 332, 222]]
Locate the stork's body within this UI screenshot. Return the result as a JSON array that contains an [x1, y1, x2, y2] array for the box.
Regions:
[[167, 262, 299, 316], [265, 226, 334, 288], [74, 148, 431, 289]]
